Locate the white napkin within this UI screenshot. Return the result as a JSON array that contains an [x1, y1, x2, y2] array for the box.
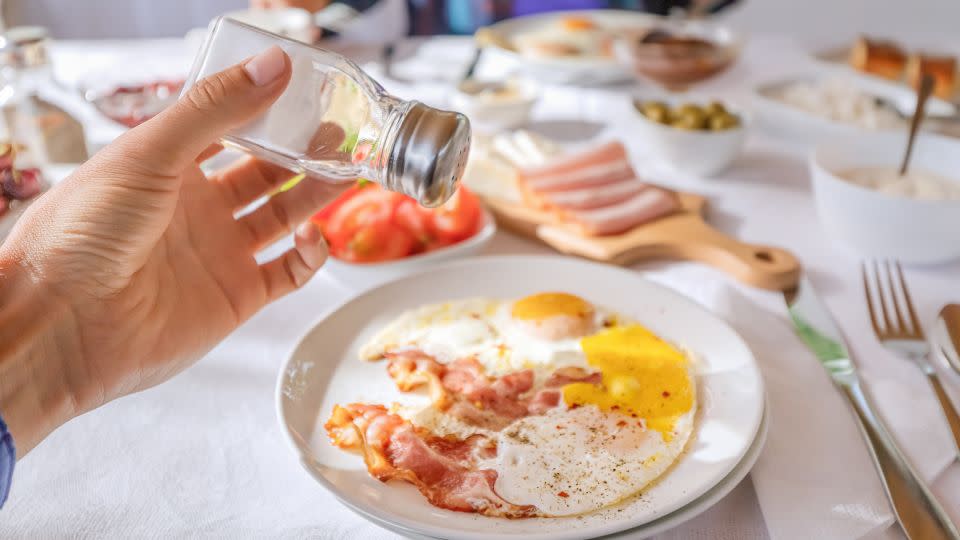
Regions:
[[640, 263, 896, 540]]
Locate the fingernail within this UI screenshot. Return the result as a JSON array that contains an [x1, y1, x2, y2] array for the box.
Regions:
[[296, 222, 327, 268], [296, 221, 321, 243], [244, 46, 287, 86]]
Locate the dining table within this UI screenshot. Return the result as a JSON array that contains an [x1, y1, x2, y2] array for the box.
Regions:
[[1, 29, 959, 540]]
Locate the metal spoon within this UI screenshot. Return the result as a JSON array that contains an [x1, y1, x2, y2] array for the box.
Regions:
[[900, 73, 935, 176]]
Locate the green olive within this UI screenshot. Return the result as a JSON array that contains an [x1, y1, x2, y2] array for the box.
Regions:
[[677, 103, 704, 117], [676, 108, 707, 130], [638, 101, 669, 121], [708, 113, 740, 131], [705, 101, 728, 116]]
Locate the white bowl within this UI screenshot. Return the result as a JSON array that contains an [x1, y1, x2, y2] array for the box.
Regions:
[[449, 78, 540, 132], [321, 208, 497, 290], [753, 76, 956, 146], [810, 132, 960, 264], [632, 101, 747, 177]]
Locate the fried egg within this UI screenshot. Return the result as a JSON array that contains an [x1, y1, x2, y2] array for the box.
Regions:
[[512, 16, 613, 59], [361, 294, 606, 375], [359, 292, 697, 517]]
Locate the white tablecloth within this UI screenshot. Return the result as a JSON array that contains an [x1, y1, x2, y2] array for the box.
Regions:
[[3, 34, 960, 539]]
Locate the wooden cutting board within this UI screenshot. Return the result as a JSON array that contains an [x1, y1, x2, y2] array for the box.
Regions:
[[481, 191, 801, 291]]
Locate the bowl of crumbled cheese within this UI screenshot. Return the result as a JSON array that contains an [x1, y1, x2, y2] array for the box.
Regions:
[[810, 131, 960, 264]]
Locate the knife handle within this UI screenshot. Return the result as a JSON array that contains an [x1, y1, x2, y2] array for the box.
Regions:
[[842, 381, 960, 540]]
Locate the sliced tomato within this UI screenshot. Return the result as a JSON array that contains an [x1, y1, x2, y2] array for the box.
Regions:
[[323, 186, 405, 249], [333, 219, 415, 263], [394, 198, 436, 252], [430, 187, 482, 243], [311, 183, 364, 228]]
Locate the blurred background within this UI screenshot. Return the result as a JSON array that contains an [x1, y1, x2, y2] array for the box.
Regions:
[[4, 0, 960, 43]]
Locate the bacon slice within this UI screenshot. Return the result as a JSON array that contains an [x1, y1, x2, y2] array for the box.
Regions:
[[325, 403, 539, 518], [516, 141, 679, 236], [561, 187, 679, 236], [387, 352, 534, 430], [539, 177, 646, 210], [384, 351, 602, 428]]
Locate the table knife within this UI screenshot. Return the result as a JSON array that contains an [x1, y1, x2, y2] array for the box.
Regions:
[[785, 277, 960, 540]]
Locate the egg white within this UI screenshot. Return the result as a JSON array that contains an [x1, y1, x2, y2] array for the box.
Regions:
[[361, 297, 616, 376], [480, 382, 696, 516]]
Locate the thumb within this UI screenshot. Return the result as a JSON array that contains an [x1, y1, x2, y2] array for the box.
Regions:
[[120, 46, 291, 176]]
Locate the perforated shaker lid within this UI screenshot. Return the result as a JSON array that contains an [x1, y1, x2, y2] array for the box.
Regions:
[[386, 101, 471, 208]]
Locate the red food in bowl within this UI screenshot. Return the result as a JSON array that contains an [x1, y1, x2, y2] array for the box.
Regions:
[[91, 80, 184, 128], [312, 182, 484, 264]]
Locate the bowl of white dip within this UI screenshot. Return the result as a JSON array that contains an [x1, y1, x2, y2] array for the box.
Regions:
[[810, 131, 960, 264]]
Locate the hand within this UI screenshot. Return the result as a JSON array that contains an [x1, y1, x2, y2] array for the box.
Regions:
[[0, 46, 347, 455]]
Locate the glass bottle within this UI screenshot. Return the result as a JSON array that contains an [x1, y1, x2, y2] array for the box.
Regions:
[[185, 17, 471, 207]]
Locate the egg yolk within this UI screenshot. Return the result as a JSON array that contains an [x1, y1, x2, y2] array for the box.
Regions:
[[511, 292, 593, 321], [562, 325, 693, 440], [561, 16, 596, 31]]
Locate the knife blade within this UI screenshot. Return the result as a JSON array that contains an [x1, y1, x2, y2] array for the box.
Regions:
[[785, 277, 960, 540]]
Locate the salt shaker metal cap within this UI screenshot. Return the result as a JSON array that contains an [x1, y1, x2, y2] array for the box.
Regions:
[[387, 102, 471, 208]]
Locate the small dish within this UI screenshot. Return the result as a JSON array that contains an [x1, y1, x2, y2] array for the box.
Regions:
[[753, 75, 956, 145], [84, 80, 183, 128], [322, 207, 497, 290], [810, 131, 960, 264], [632, 98, 747, 177], [614, 20, 742, 90], [449, 78, 540, 132]]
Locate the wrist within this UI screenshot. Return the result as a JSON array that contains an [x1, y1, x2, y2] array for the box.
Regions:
[[0, 250, 81, 458]]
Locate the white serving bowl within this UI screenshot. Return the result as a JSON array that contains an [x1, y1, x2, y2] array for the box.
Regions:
[[810, 132, 960, 264], [632, 100, 747, 177], [753, 75, 956, 146], [321, 208, 497, 290], [449, 78, 540, 132]]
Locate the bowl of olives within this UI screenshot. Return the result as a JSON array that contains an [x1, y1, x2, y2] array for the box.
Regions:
[[632, 99, 746, 176]]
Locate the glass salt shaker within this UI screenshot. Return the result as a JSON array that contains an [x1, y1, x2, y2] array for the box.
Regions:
[[184, 17, 471, 207]]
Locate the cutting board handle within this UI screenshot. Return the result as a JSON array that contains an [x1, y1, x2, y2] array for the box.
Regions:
[[661, 218, 800, 291]]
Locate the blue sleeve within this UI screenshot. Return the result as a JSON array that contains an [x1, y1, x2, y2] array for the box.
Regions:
[[0, 414, 14, 508]]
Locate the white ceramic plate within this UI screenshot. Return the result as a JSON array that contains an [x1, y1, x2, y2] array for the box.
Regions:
[[318, 402, 768, 540], [278, 255, 766, 539], [479, 10, 661, 85]]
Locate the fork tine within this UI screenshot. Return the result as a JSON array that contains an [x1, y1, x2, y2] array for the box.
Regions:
[[894, 261, 924, 338], [883, 259, 910, 337], [861, 262, 884, 337], [872, 260, 896, 335]]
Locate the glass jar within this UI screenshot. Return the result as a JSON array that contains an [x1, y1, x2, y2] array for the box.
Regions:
[[185, 17, 471, 207]]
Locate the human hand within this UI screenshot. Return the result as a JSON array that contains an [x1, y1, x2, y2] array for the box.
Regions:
[[0, 46, 347, 455]]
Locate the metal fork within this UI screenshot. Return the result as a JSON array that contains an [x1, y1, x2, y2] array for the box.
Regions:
[[862, 260, 960, 459]]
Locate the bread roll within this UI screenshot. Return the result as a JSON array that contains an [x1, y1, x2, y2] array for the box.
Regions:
[[849, 35, 906, 80]]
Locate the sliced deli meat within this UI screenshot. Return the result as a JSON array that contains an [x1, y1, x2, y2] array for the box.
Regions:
[[517, 141, 679, 235], [562, 187, 679, 236]]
